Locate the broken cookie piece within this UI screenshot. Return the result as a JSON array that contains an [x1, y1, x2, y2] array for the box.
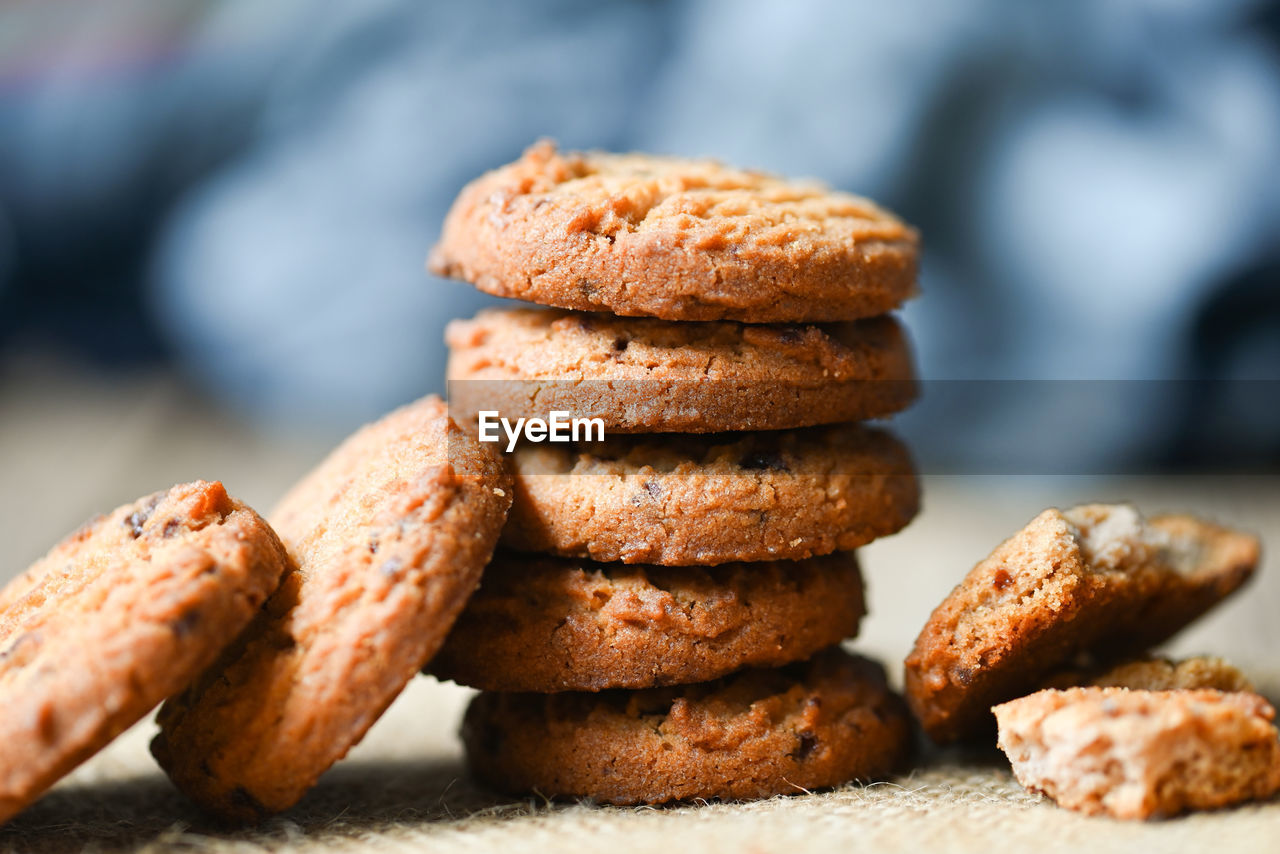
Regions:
[[1045, 655, 1255, 693], [994, 687, 1280, 819], [904, 503, 1259, 743]]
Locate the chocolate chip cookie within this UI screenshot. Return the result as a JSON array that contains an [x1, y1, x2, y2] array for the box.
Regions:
[[431, 552, 865, 692], [462, 648, 910, 805], [429, 141, 918, 323], [446, 308, 915, 434], [0, 481, 287, 826], [151, 396, 512, 822], [501, 424, 917, 565]]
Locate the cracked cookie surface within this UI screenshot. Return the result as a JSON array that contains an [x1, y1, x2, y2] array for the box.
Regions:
[[431, 551, 865, 692], [904, 503, 1260, 744], [446, 308, 915, 433], [429, 141, 918, 323], [502, 424, 917, 565], [462, 648, 910, 805], [0, 481, 287, 826], [995, 687, 1280, 819], [151, 396, 511, 822]]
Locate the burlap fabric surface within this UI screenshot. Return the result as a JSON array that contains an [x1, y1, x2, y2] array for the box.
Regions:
[[2, 367, 1277, 852]]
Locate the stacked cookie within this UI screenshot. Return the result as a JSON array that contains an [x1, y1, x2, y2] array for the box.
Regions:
[[427, 142, 923, 803]]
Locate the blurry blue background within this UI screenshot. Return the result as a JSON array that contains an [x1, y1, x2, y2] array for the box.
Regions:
[[0, 0, 1277, 468]]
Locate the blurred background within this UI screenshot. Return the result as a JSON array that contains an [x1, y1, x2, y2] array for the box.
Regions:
[[1, 0, 1277, 424], [0, 0, 1278, 704], [0, 2, 1277, 524]]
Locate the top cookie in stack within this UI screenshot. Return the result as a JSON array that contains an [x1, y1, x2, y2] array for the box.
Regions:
[[429, 141, 922, 806], [429, 139, 917, 323]]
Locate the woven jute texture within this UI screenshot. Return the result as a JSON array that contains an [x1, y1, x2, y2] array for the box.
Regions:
[[3, 671, 1279, 854]]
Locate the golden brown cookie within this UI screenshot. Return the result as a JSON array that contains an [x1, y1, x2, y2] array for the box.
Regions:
[[461, 648, 910, 805], [501, 425, 918, 565], [1044, 655, 1255, 693], [994, 687, 1280, 819], [431, 552, 865, 692], [428, 141, 918, 323], [151, 396, 512, 823], [446, 308, 915, 433], [904, 504, 1259, 744], [0, 481, 287, 826]]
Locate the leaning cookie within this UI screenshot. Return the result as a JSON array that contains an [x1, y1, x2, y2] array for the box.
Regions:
[[462, 648, 910, 805], [446, 308, 915, 434], [429, 141, 918, 323], [431, 552, 865, 692], [152, 396, 512, 823], [502, 425, 918, 565], [0, 481, 287, 826], [904, 503, 1259, 744], [994, 688, 1280, 819]]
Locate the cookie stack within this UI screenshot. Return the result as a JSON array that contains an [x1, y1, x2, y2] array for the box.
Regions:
[[427, 141, 924, 803]]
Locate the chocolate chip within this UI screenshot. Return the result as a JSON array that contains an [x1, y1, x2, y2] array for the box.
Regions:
[[612, 337, 630, 353], [123, 494, 163, 538], [368, 535, 379, 555], [162, 519, 181, 538], [738, 451, 790, 472], [992, 568, 1012, 590], [791, 732, 819, 760], [777, 327, 804, 344], [125, 511, 147, 538], [171, 609, 200, 638]]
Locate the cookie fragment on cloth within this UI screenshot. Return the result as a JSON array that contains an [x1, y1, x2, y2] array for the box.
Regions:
[[905, 503, 1259, 743], [994, 687, 1280, 819]]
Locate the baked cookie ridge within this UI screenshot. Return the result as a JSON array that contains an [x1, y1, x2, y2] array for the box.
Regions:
[[431, 551, 866, 692], [429, 141, 918, 323], [462, 648, 910, 805]]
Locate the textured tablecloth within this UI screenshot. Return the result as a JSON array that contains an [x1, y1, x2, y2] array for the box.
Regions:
[[2, 362, 1278, 853]]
